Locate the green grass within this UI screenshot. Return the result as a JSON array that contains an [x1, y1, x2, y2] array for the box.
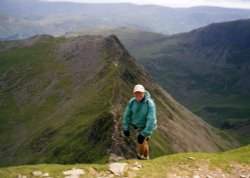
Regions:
[[149, 132, 175, 157], [0, 145, 249, 178], [0, 36, 119, 166], [11, 69, 116, 165], [136, 144, 250, 177], [194, 99, 250, 131], [0, 163, 108, 178], [0, 38, 55, 72]]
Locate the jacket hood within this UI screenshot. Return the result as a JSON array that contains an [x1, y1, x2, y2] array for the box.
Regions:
[[143, 91, 151, 102]]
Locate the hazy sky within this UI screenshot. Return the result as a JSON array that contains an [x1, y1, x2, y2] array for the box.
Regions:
[[44, 0, 250, 9]]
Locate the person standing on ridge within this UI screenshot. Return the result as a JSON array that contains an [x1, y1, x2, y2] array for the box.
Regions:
[[123, 84, 157, 160]]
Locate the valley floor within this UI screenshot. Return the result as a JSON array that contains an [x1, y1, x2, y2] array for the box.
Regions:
[[0, 145, 249, 178]]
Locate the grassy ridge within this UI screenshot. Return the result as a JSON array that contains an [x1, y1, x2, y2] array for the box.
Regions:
[[0, 35, 118, 166], [0, 144, 249, 178]]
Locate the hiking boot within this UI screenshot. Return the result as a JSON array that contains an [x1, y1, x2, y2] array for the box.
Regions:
[[137, 153, 150, 160]]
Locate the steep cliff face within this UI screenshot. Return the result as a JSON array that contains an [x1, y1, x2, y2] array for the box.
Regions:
[[191, 19, 250, 71], [0, 35, 239, 167]]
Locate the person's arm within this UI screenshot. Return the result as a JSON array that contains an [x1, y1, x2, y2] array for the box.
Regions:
[[123, 99, 133, 132], [141, 100, 157, 137]]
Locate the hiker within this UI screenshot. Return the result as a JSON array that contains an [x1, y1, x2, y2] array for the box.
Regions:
[[123, 84, 157, 160]]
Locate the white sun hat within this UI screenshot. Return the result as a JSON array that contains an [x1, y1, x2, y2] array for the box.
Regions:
[[133, 84, 145, 93]]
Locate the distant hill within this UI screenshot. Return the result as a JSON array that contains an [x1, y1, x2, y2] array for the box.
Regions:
[[65, 20, 250, 143], [0, 35, 239, 167], [1, 0, 250, 39]]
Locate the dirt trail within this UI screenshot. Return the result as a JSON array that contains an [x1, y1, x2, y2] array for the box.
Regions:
[[108, 40, 137, 161]]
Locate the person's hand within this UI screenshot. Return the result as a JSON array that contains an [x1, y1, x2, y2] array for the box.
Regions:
[[123, 130, 130, 137], [137, 134, 145, 144]]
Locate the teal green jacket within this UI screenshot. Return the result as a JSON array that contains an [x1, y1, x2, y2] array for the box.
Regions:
[[123, 91, 157, 137]]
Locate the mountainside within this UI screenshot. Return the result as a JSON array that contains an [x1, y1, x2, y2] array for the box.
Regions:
[[0, 144, 249, 178], [1, 0, 250, 39], [0, 35, 239, 167], [136, 19, 250, 141], [64, 20, 250, 143], [115, 20, 250, 142]]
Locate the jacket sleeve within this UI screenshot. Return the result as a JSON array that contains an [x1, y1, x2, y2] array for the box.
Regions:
[[141, 99, 157, 137], [123, 99, 133, 131]]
